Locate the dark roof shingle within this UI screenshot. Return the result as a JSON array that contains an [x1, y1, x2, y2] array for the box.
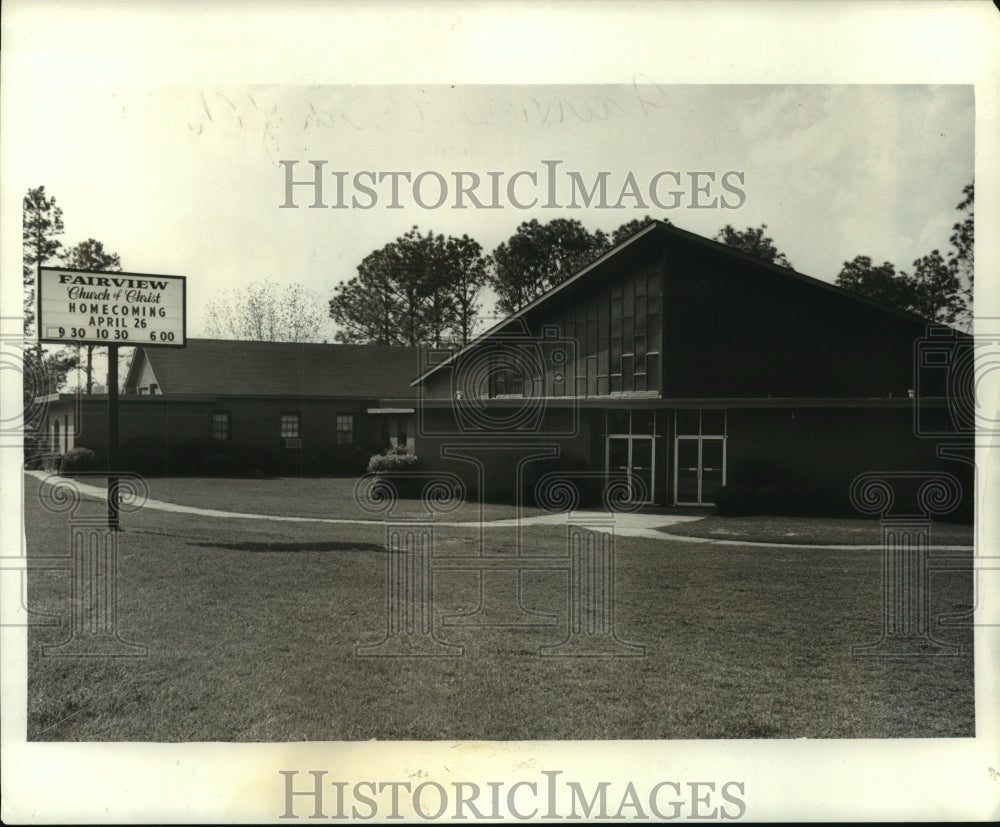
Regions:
[[135, 339, 420, 399]]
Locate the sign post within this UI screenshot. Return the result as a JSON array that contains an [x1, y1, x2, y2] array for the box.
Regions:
[[107, 343, 120, 530], [37, 266, 186, 530]]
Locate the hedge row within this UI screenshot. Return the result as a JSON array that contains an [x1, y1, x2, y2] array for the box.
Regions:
[[28, 439, 375, 478]]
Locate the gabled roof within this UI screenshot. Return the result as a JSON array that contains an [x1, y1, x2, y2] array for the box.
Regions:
[[126, 339, 420, 399], [413, 219, 936, 386]]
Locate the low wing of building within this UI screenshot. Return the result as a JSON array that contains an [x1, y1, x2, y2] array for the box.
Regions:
[[37, 340, 421, 475]]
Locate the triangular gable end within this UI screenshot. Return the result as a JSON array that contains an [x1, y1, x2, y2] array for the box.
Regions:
[[124, 348, 160, 394], [412, 219, 938, 387]]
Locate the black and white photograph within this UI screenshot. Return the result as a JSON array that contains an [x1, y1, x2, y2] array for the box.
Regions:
[[2, 1, 998, 823]]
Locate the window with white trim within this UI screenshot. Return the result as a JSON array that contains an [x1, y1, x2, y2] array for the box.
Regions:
[[281, 412, 300, 439], [336, 414, 354, 445]]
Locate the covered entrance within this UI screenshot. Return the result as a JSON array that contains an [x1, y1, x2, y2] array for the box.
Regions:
[[673, 409, 727, 506]]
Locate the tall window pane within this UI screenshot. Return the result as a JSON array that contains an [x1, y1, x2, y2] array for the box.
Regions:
[[677, 409, 699, 435], [621, 354, 634, 391], [281, 413, 300, 438], [623, 317, 635, 352], [633, 409, 655, 434], [212, 412, 230, 441], [608, 409, 629, 434], [336, 414, 354, 445], [701, 409, 726, 435]]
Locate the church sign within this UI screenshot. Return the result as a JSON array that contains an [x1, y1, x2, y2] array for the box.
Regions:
[[37, 266, 186, 347]]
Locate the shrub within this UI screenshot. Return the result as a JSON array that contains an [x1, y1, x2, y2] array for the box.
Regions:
[[274, 448, 304, 476], [120, 436, 169, 476], [713, 458, 788, 516], [283, 444, 369, 477], [523, 454, 602, 508], [60, 447, 100, 476], [728, 458, 788, 487], [323, 444, 370, 476], [42, 452, 64, 473], [205, 452, 239, 476], [170, 438, 274, 477], [714, 484, 782, 516], [172, 438, 224, 475], [23, 434, 43, 466], [24, 450, 52, 471], [713, 459, 845, 516], [367, 446, 421, 475], [367, 447, 423, 497], [231, 443, 275, 476]]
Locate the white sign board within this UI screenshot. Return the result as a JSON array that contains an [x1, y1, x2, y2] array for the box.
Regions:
[[37, 267, 186, 347]]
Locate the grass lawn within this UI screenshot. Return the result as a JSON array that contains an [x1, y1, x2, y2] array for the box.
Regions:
[[45, 474, 546, 523], [23, 473, 975, 741], [658, 514, 974, 546]]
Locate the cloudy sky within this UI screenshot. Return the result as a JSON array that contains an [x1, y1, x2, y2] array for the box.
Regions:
[[2, 3, 990, 347], [6, 80, 975, 339]]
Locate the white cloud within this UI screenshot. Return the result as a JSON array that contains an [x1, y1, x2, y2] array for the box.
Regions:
[[9, 83, 974, 330]]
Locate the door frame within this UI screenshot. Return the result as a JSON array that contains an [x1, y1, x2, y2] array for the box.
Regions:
[[605, 433, 656, 505], [673, 435, 726, 505]]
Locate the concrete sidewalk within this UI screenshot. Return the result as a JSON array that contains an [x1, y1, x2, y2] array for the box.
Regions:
[[26, 471, 702, 538], [30, 472, 972, 549]]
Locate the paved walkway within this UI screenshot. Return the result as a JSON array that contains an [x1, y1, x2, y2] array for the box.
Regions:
[[26, 472, 973, 549], [27, 471, 701, 539]]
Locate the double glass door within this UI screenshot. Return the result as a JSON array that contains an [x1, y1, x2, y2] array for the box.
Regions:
[[675, 436, 725, 505], [607, 436, 655, 505]]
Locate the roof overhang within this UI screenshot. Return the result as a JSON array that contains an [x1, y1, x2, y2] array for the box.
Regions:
[[414, 396, 940, 410]]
